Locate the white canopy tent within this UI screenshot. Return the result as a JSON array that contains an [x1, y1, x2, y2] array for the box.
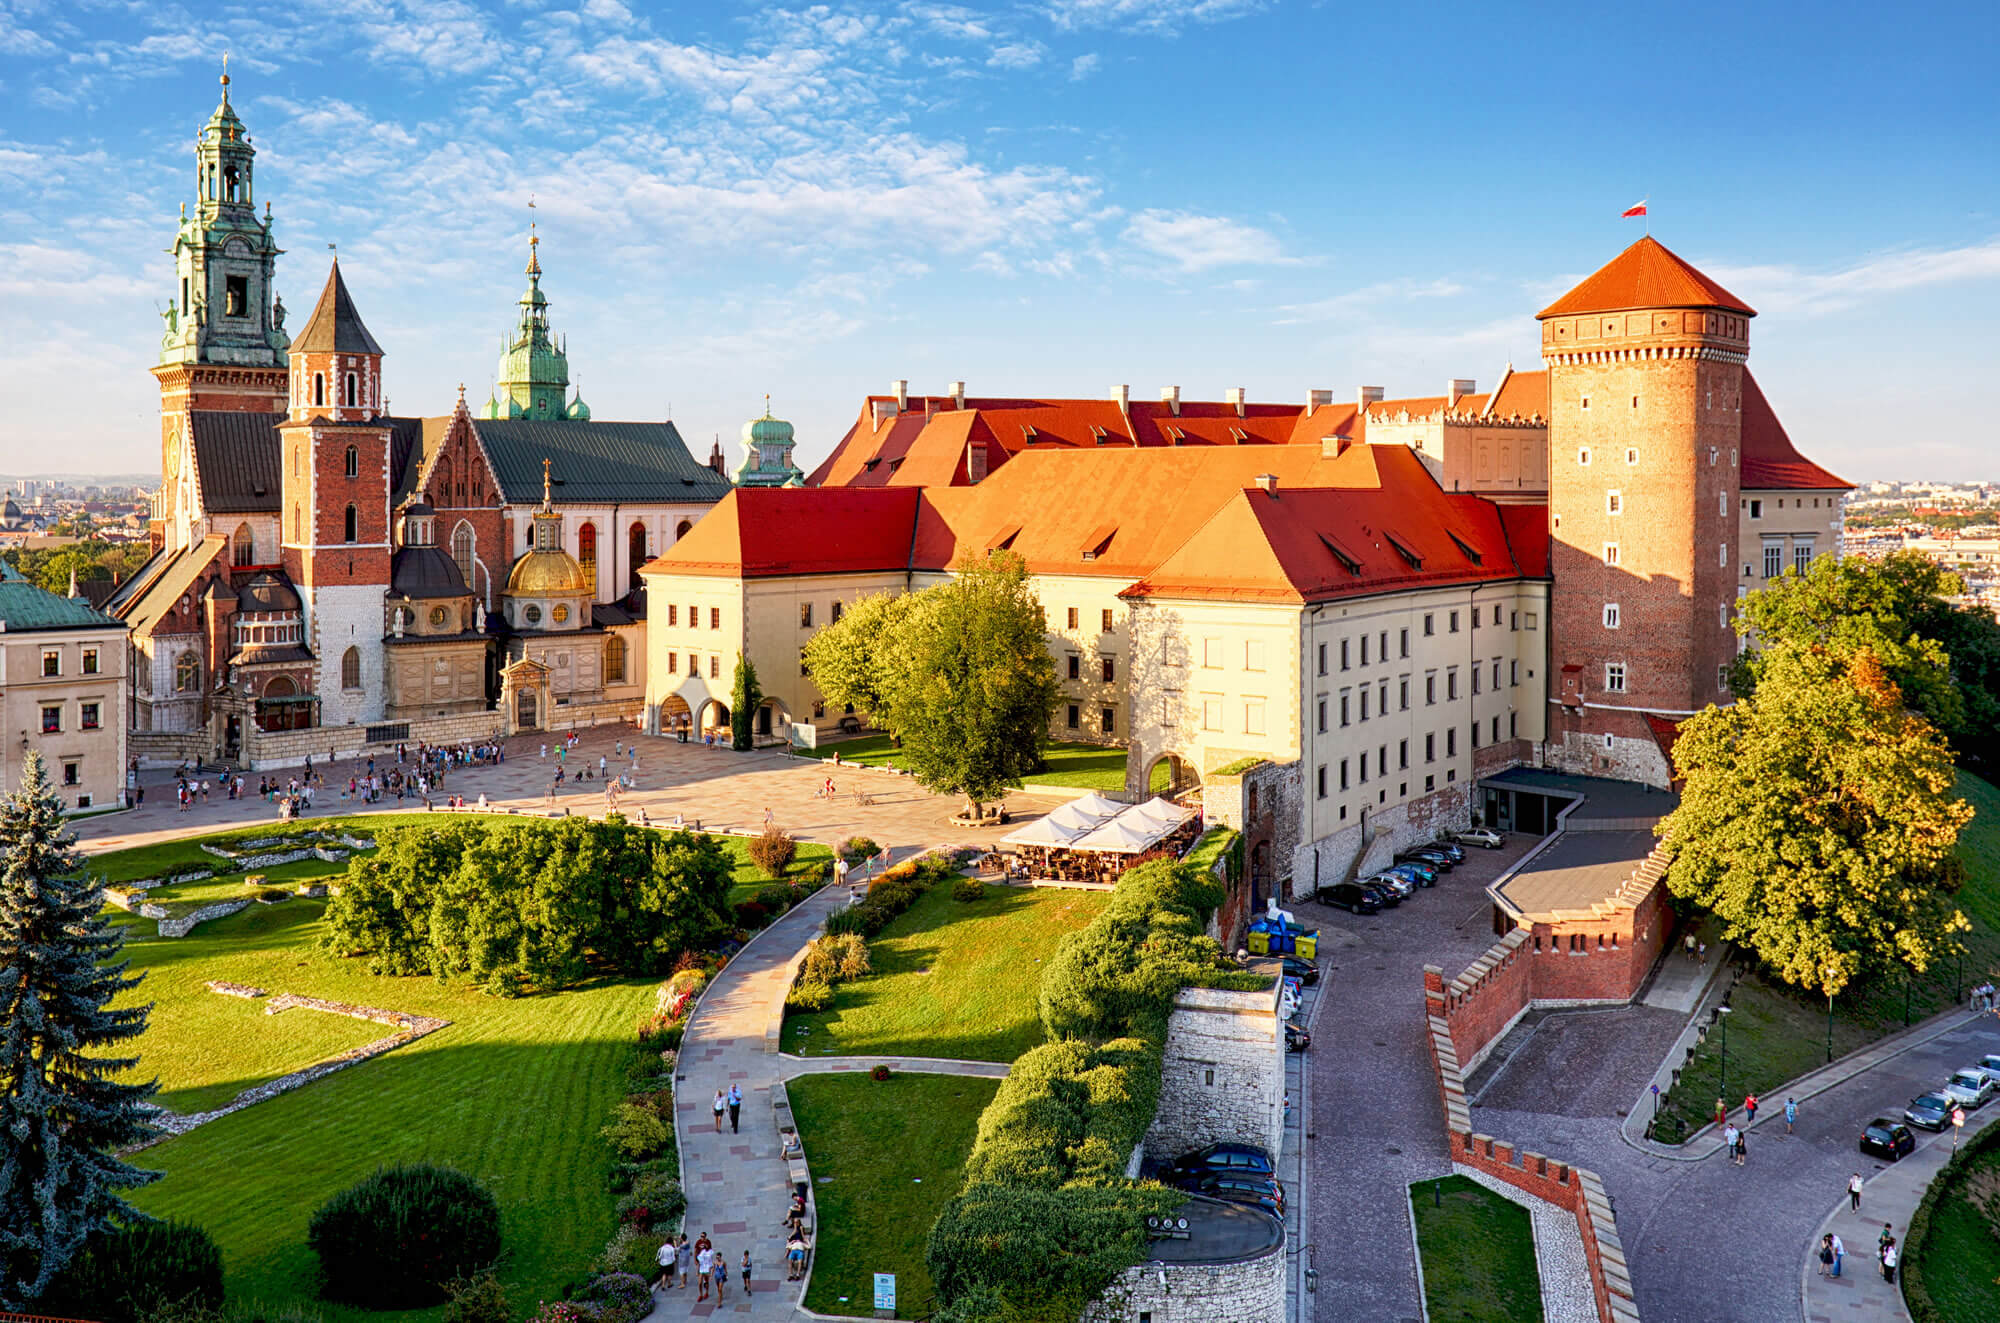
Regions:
[[1068, 814, 1164, 854]]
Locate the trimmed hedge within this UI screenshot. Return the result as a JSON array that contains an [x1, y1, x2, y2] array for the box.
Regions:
[[1902, 1113, 2000, 1322], [306, 1164, 503, 1308], [927, 859, 1263, 1323], [49, 1217, 225, 1323]]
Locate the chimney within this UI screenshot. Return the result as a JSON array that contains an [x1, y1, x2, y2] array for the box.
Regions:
[[1308, 388, 1333, 411], [1321, 433, 1351, 459], [1111, 383, 1129, 415], [1358, 386, 1385, 412], [1225, 386, 1246, 417], [1448, 378, 1477, 407], [948, 380, 965, 410], [1253, 473, 1278, 496], [1160, 385, 1181, 416], [893, 379, 909, 411]]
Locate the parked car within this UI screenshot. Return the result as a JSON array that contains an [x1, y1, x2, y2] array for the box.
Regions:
[[1859, 1118, 1916, 1161], [1284, 1021, 1310, 1053], [1357, 879, 1403, 908], [1384, 862, 1439, 888], [1428, 840, 1467, 864], [1904, 1092, 1953, 1131], [1315, 882, 1381, 914], [1169, 1170, 1285, 1216], [1942, 1069, 1998, 1109], [1166, 1142, 1274, 1180], [1364, 871, 1417, 899], [1395, 847, 1455, 872], [1281, 955, 1320, 986], [1450, 827, 1506, 849], [1980, 1054, 2000, 1076]]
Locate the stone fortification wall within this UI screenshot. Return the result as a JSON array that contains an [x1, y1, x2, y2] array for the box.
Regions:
[[1143, 983, 1283, 1163], [1097, 1239, 1285, 1323]]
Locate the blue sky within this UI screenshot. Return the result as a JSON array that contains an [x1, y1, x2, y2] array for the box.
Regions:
[[5, 0, 1997, 480]]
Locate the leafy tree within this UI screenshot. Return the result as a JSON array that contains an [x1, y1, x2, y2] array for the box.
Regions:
[[0, 753, 159, 1305], [1660, 645, 1972, 998], [729, 656, 761, 751], [1, 542, 151, 596], [801, 590, 918, 724], [809, 553, 1059, 812]]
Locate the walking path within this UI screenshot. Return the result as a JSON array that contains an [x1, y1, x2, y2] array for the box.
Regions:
[[650, 849, 1007, 1323], [1801, 1079, 2000, 1322]]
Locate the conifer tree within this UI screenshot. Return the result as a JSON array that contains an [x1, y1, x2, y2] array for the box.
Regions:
[[0, 753, 159, 1306]]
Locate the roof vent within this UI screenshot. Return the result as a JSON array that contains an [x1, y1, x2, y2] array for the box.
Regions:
[[1160, 385, 1181, 417], [1358, 386, 1385, 412], [1225, 386, 1246, 417], [1447, 378, 1477, 407], [1254, 473, 1278, 496], [1308, 388, 1333, 410]]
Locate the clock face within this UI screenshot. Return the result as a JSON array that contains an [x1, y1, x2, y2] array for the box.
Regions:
[[429, 605, 449, 628], [552, 604, 570, 624]]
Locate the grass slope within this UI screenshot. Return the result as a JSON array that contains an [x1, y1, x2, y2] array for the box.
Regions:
[[784, 882, 1108, 1062], [789, 1072, 999, 1318], [804, 736, 1167, 792], [1409, 1176, 1543, 1323], [1909, 1143, 2000, 1316], [1654, 770, 2000, 1143]]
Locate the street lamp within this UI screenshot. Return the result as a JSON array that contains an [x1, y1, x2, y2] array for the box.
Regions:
[[1717, 1003, 1735, 1104], [1824, 966, 1838, 1065]]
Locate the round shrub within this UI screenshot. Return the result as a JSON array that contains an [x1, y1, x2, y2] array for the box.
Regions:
[[306, 1163, 503, 1308], [871, 1064, 892, 1081], [442, 1272, 515, 1323], [601, 1100, 672, 1161], [786, 979, 834, 1012], [51, 1217, 225, 1323], [839, 836, 879, 864], [953, 879, 986, 903], [730, 899, 770, 930], [754, 884, 794, 913], [579, 1273, 654, 1323], [748, 827, 797, 878]]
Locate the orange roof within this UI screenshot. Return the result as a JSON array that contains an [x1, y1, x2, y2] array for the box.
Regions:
[[1497, 504, 1551, 578], [1537, 236, 1755, 320], [1739, 370, 1848, 491], [639, 487, 922, 578], [1125, 447, 1535, 604], [1284, 402, 1366, 447], [1486, 368, 1548, 420]]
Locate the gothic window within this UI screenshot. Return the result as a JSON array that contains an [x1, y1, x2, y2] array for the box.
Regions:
[[628, 522, 646, 591], [175, 653, 201, 693], [452, 522, 475, 587], [313, 373, 326, 407], [225, 275, 247, 317], [578, 522, 598, 594], [232, 523, 254, 566], [345, 445, 358, 478], [344, 504, 358, 543], [604, 635, 626, 683], [341, 647, 361, 690], [344, 374, 358, 408]]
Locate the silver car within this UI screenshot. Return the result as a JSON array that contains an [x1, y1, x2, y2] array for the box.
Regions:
[[1363, 870, 1416, 899], [1941, 1069, 1996, 1109], [1450, 827, 1505, 849]]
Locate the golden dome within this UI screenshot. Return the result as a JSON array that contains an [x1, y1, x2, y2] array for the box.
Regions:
[[505, 547, 588, 596]]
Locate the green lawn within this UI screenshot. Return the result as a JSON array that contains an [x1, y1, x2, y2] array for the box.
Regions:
[[789, 1071, 1000, 1318], [1410, 1176, 1543, 1323], [1908, 1140, 2000, 1316], [804, 736, 1169, 793], [1653, 770, 2000, 1143], [785, 881, 1108, 1062]]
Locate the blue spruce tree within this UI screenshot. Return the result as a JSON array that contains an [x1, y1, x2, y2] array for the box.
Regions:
[[0, 752, 159, 1306]]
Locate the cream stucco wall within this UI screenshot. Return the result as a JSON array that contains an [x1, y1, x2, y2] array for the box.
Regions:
[[1738, 488, 1844, 592], [2, 624, 131, 811]]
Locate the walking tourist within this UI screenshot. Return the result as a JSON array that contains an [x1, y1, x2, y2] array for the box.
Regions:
[[655, 1237, 677, 1291], [678, 1234, 692, 1288], [740, 1250, 752, 1294], [695, 1242, 713, 1301], [1880, 1240, 1897, 1283], [1785, 1097, 1798, 1134], [1849, 1172, 1864, 1212], [712, 1249, 728, 1301], [727, 1083, 742, 1133], [1744, 1092, 1758, 1124], [1817, 1236, 1833, 1277], [713, 1089, 727, 1132], [1831, 1232, 1845, 1277]]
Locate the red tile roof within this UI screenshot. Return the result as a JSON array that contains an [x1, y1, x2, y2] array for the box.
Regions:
[[1739, 370, 1850, 491], [1497, 504, 1551, 578], [639, 487, 923, 578], [1486, 368, 1549, 420], [1124, 447, 1536, 605], [1537, 237, 1755, 320]]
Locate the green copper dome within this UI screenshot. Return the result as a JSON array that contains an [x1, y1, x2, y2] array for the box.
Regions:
[[482, 229, 589, 421], [735, 398, 805, 487]]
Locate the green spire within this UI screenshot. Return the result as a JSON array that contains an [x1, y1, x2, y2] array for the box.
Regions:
[[489, 214, 588, 421], [736, 395, 805, 487]]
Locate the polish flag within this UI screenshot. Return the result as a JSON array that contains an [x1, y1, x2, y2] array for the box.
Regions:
[[1621, 200, 1649, 219]]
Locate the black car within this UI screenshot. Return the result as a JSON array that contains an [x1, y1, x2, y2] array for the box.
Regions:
[[1396, 848, 1455, 872], [1429, 841, 1468, 864], [1281, 955, 1319, 986], [1905, 1092, 1953, 1132], [1358, 879, 1402, 908], [1166, 1142, 1275, 1180], [1316, 882, 1381, 914], [1170, 1170, 1284, 1216], [1284, 1021, 1310, 1053], [1860, 1118, 1916, 1161]]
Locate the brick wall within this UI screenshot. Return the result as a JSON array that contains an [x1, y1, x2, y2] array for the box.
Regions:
[[1143, 983, 1284, 1163]]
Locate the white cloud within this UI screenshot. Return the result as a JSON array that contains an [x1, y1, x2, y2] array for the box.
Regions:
[[1707, 239, 2000, 317], [1069, 51, 1100, 80], [988, 41, 1045, 70], [1042, 0, 1267, 35], [1121, 209, 1292, 272], [1274, 278, 1466, 324]]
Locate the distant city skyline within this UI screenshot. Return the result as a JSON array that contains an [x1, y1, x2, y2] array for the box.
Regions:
[[6, 1, 1996, 479]]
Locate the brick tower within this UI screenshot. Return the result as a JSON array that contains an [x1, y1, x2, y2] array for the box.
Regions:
[[279, 259, 393, 726], [1539, 237, 1755, 786], [152, 64, 290, 553]]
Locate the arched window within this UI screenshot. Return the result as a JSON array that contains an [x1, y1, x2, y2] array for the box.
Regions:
[[675, 518, 693, 541], [340, 646, 361, 689], [174, 652, 201, 693], [578, 522, 598, 594], [345, 445, 358, 478], [344, 373, 358, 408], [451, 521, 475, 588], [628, 521, 647, 590], [223, 164, 239, 202], [313, 373, 325, 407], [232, 523, 255, 566], [264, 675, 297, 698], [604, 634, 626, 683], [343, 504, 358, 542]]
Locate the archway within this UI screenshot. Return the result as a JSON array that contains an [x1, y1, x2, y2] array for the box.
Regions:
[[657, 694, 691, 734], [516, 688, 538, 729], [698, 699, 731, 737], [1143, 753, 1198, 795], [628, 522, 647, 591], [756, 696, 790, 739]]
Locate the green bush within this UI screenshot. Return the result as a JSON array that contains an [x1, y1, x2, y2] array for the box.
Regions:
[[601, 1100, 673, 1161], [591, 1225, 659, 1281], [441, 1272, 515, 1323], [614, 1170, 687, 1232], [577, 1272, 654, 1323], [953, 879, 987, 903], [748, 827, 797, 879], [839, 836, 880, 863], [754, 884, 795, 913], [785, 979, 834, 1012], [1901, 1114, 2000, 1323], [799, 932, 870, 986], [731, 899, 770, 929], [305, 1164, 502, 1308], [824, 908, 869, 938], [50, 1217, 226, 1323]]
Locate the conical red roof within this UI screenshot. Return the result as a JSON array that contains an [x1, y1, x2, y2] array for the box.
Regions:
[[1537, 236, 1755, 320]]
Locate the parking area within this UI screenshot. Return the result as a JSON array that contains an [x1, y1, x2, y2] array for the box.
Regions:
[[1295, 832, 1543, 1323]]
